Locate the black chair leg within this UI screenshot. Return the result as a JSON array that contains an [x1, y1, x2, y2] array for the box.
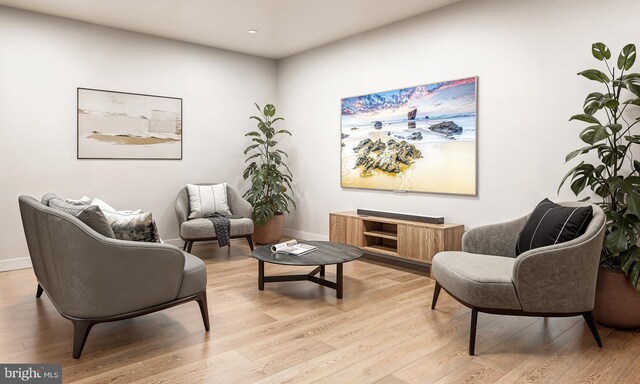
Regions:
[[36, 284, 43, 298], [196, 291, 211, 332], [583, 311, 603, 348], [431, 281, 441, 310], [469, 308, 478, 355], [71, 320, 94, 359], [186, 241, 193, 253], [246, 235, 254, 251], [182, 241, 188, 251]]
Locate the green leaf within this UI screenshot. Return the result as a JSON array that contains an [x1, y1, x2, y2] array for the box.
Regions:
[[578, 69, 610, 83], [629, 83, 640, 98], [584, 92, 604, 106], [276, 149, 289, 157], [579, 125, 609, 144], [263, 104, 276, 117], [244, 144, 259, 154], [606, 225, 632, 254], [569, 114, 601, 124], [570, 175, 589, 195], [245, 153, 261, 163], [619, 177, 640, 216], [592, 42, 611, 61], [245, 131, 260, 137], [618, 44, 637, 71], [276, 129, 292, 136], [583, 102, 599, 115], [599, 97, 620, 109], [606, 123, 623, 134], [565, 145, 600, 162]]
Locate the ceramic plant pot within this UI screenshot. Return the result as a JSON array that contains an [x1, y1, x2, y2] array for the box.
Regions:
[[253, 213, 285, 244], [593, 267, 640, 329]]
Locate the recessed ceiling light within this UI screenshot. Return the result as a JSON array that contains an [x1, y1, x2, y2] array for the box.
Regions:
[[247, 29, 257, 34]]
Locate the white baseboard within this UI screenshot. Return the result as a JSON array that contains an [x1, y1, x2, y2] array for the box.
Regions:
[[0, 257, 32, 272], [284, 228, 329, 241]]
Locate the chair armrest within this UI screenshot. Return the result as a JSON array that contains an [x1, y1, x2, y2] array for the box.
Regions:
[[228, 187, 253, 219], [175, 188, 189, 228], [462, 215, 527, 257], [47, 213, 186, 318], [512, 220, 605, 313]]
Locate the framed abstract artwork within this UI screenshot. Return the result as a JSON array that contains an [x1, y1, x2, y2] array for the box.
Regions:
[[340, 77, 477, 195], [77, 88, 182, 159]]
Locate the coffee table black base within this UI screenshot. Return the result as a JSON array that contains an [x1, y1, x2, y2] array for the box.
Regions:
[[258, 261, 344, 299]]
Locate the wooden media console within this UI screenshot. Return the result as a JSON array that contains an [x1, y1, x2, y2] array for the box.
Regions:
[[329, 211, 464, 272]]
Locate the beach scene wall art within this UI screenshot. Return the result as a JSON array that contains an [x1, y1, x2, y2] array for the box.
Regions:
[[340, 77, 477, 195], [77, 88, 182, 159]]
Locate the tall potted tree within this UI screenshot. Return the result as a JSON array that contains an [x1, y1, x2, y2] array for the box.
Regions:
[[243, 103, 295, 244], [560, 42, 640, 328]]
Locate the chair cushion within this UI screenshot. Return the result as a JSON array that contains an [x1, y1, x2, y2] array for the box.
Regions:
[[180, 217, 254, 240], [515, 198, 592, 256], [432, 251, 522, 310], [176, 253, 207, 299]]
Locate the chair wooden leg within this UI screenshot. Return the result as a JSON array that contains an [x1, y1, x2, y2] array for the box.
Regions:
[[469, 308, 478, 355], [196, 291, 210, 332], [186, 241, 193, 253], [72, 320, 94, 359], [246, 235, 254, 251], [36, 284, 44, 298], [583, 311, 603, 348], [431, 281, 441, 310], [182, 241, 188, 251]]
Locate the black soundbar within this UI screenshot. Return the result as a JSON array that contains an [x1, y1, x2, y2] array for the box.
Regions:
[[356, 209, 444, 224]]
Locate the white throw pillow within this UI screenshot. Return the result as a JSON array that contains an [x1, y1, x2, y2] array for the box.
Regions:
[[90, 197, 118, 213], [187, 183, 232, 218]]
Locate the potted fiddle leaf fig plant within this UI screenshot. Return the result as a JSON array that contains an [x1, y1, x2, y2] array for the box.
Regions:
[[243, 103, 295, 244], [560, 42, 640, 328]]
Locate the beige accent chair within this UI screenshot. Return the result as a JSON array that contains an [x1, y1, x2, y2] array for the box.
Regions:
[[431, 202, 606, 355], [175, 184, 254, 253], [18, 196, 209, 359]]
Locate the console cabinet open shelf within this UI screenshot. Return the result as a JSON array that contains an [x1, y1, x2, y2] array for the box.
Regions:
[[329, 211, 464, 270]]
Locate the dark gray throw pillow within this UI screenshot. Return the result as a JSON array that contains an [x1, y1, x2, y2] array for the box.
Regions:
[[515, 198, 593, 256], [41, 193, 116, 238]]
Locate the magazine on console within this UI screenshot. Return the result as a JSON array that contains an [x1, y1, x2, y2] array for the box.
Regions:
[[271, 240, 317, 255]]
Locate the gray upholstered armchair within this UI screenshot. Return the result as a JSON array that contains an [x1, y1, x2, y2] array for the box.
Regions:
[[175, 183, 254, 253], [431, 202, 606, 355], [18, 196, 209, 359]]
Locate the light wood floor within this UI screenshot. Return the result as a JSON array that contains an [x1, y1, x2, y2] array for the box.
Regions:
[[1, 240, 639, 383]]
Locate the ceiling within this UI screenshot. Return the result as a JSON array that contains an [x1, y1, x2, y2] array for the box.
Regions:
[[0, 0, 461, 59]]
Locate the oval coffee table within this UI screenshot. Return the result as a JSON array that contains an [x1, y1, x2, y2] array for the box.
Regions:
[[252, 241, 363, 299]]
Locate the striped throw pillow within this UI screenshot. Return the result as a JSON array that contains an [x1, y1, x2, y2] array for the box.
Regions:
[[515, 199, 593, 256], [187, 183, 232, 219]]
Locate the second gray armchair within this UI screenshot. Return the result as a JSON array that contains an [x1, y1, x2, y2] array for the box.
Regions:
[[431, 202, 606, 355], [176, 183, 254, 253]]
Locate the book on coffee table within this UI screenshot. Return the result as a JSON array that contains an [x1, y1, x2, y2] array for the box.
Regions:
[[271, 240, 317, 256]]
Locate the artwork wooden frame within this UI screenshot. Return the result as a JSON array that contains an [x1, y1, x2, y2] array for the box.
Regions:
[[77, 88, 183, 160], [340, 77, 478, 196]]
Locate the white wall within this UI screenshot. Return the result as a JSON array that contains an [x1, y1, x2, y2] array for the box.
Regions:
[[277, 0, 640, 238], [0, 7, 277, 269]]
